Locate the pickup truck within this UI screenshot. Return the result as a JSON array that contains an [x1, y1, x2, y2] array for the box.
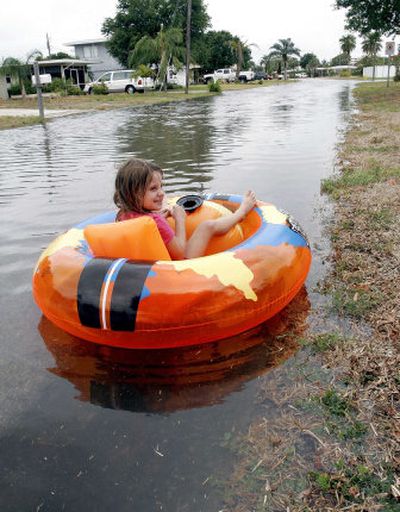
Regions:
[[202, 68, 236, 84], [238, 70, 255, 82], [84, 70, 155, 94]]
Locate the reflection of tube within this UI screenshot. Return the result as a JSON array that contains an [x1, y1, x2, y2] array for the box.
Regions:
[[39, 287, 310, 413]]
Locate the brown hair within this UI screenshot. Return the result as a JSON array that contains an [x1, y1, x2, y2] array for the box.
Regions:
[[113, 158, 163, 214]]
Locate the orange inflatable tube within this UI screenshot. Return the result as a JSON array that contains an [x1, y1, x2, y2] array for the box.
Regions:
[[32, 194, 312, 349]]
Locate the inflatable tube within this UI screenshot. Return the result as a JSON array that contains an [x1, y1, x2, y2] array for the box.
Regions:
[[32, 194, 312, 349]]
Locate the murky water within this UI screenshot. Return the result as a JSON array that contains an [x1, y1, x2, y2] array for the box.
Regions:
[[0, 80, 354, 511]]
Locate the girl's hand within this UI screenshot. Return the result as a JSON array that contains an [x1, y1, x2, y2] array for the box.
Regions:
[[171, 205, 186, 223], [159, 206, 173, 218]]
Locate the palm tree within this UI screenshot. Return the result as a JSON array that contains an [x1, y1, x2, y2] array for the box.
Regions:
[[268, 38, 301, 80], [361, 32, 382, 80], [339, 34, 357, 59], [128, 25, 185, 91], [230, 37, 258, 77], [0, 57, 31, 97]]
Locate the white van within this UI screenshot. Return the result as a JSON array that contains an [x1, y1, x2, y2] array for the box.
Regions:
[[84, 70, 155, 94]]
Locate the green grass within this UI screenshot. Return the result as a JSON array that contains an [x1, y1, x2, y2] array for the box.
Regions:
[[310, 463, 397, 507], [321, 166, 400, 196], [331, 287, 381, 318], [300, 332, 344, 353], [0, 115, 42, 130], [354, 81, 400, 112]]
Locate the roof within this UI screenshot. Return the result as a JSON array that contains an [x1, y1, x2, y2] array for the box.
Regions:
[[37, 59, 98, 65], [64, 38, 109, 46], [316, 65, 357, 71]]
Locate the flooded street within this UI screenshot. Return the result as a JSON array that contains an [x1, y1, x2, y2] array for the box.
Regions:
[[0, 80, 354, 511]]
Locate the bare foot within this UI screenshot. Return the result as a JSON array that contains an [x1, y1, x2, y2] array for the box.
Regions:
[[237, 190, 257, 219]]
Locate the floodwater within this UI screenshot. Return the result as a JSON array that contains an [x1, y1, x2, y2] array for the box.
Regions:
[[0, 79, 354, 511]]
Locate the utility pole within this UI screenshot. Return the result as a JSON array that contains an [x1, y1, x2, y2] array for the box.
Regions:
[[185, 0, 192, 95], [33, 61, 45, 121], [46, 33, 51, 57]]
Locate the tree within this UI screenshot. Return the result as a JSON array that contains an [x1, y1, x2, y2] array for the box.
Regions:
[[336, 0, 400, 36], [268, 38, 301, 79], [102, 0, 209, 68], [361, 32, 382, 80], [0, 57, 31, 97], [128, 25, 185, 90], [300, 52, 320, 76], [193, 30, 236, 72], [330, 53, 351, 66], [230, 37, 255, 77], [339, 34, 357, 58]]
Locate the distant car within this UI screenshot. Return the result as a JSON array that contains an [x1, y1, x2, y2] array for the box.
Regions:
[[84, 70, 155, 94], [296, 73, 308, 78], [254, 71, 266, 80]]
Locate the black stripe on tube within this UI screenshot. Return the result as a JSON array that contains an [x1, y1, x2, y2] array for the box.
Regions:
[[77, 258, 112, 328], [109, 261, 153, 331]]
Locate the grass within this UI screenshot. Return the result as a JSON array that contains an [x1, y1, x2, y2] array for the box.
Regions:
[[0, 115, 42, 129], [321, 165, 400, 197], [353, 80, 400, 112]]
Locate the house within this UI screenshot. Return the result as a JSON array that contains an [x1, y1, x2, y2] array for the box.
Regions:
[[35, 59, 95, 88], [315, 65, 357, 76], [64, 36, 202, 86], [64, 38, 121, 79], [0, 76, 8, 100]]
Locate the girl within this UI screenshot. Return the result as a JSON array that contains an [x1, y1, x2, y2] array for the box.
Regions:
[[114, 158, 256, 260]]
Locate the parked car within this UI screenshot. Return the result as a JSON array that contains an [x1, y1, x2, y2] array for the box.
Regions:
[[202, 68, 236, 84], [238, 70, 255, 82], [84, 70, 155, 94]]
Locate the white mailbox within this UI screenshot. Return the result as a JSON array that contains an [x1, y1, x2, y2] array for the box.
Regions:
[[32, 73, 52, 85]]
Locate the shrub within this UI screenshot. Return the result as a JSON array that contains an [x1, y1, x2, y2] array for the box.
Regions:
[[394, 73, 400, 82], [92, 83, 109, 95], [339, 69, 352, 77], [133, 64, 155, 79], [46, 78, 66, 92], [208, 79, 222, 93], [8, 84, 21, 96]]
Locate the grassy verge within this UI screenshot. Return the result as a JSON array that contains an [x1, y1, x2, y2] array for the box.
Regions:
[[0, 115, 43, 129], [220, 81, 400, 511]]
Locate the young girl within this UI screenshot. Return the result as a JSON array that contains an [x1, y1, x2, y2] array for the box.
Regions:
[[114, 158, 256, 260]]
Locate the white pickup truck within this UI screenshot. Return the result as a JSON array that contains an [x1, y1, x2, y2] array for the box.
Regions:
[[84, 70, 155, 94], [202, 68, 236, 84], [238, 70, 255, 82]]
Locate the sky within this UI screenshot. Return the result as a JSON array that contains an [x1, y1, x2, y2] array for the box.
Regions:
[[0, 0, 394, 64]]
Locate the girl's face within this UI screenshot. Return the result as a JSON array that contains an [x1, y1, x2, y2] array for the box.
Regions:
[[142, 172, 165, 211]]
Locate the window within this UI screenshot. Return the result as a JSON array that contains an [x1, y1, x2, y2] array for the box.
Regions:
[[113, 71, 131, 80], [83, 45, 98, 59], [98, 72, 111, 82]]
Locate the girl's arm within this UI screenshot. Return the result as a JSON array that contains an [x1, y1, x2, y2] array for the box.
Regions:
[[166, 205, 187, 260]]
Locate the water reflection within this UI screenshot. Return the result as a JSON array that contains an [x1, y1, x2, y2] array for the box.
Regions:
[[41, 288, 310, 413]]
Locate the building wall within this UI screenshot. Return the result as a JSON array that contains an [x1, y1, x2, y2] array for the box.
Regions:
[[0, 76, 9, 100], [73, 43, 122, 78], [363, 65, 396, 79]]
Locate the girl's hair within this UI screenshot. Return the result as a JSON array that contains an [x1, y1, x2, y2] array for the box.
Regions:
[[114, 158, 163, 213]]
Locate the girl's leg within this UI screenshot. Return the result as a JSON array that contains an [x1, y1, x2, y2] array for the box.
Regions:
[[185, 191, 256, 258]]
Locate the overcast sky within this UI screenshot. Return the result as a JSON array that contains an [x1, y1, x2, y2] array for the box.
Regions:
[[0, 0, 393, 63]]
